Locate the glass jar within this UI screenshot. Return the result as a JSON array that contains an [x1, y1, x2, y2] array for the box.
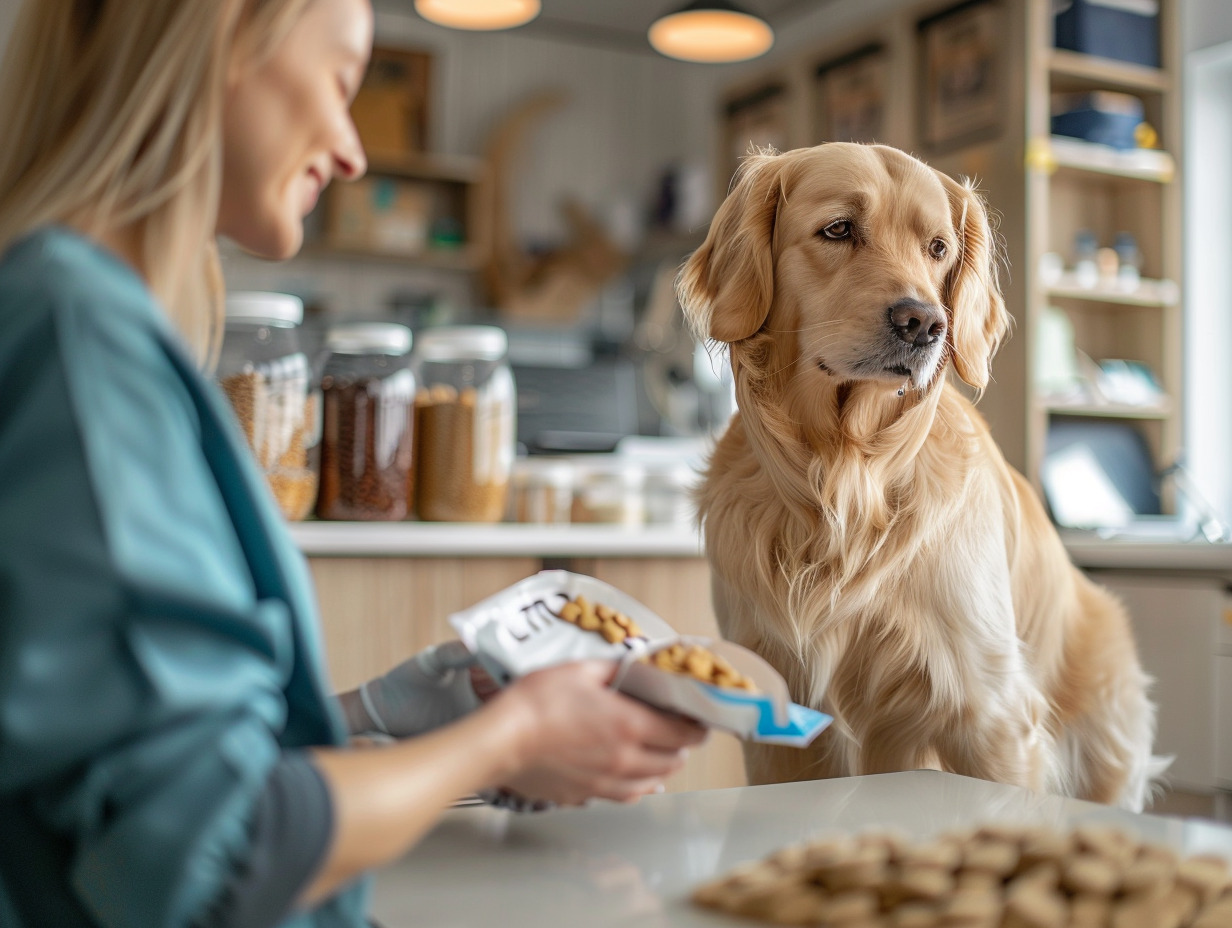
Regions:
[[316, 323, 415, 521], [411, 326, 515, 523], [570, 459, 645, 526], [509, 457, 574, 524], [217, 291, 317, 521]]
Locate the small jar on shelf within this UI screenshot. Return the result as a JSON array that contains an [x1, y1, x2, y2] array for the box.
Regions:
[[411, 326, 516, 523], [217, 291, 318, 521], [316, 323, 416, 521]]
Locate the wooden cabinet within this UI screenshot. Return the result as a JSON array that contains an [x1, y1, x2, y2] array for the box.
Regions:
[[308, 554, 747, 794]]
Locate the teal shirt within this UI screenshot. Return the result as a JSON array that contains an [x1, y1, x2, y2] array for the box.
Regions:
[[0, 228, 369, 928]]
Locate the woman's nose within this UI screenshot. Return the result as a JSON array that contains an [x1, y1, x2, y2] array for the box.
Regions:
[[333, 118, 367, 181]]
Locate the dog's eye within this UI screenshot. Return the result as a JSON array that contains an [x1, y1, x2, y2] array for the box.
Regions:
[[821, 220, 852, 240], [929, 238, 948, 260]]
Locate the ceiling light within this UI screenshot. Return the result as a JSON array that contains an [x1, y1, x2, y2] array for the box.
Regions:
[[648, 1, 774, 64], [414, 0, 540, 31]]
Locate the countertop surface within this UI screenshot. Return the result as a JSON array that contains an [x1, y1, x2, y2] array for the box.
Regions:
[[290, 521, 1232, 572], [370, 770, 1232, 927]]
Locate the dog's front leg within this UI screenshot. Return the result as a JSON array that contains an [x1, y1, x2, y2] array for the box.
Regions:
[[931, 677, 1056, 793]]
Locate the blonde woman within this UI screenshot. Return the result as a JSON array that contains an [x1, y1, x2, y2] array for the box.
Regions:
[[0, 1, 704, 926]]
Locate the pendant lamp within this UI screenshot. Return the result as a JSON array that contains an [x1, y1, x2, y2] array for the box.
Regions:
[[648, 1, 774, 63], [414, 0, 541, 31]]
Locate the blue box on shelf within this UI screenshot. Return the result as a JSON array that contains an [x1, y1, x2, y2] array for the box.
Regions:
[[1054, 0, 1159, 68], [1051, 91, 1144, 149]]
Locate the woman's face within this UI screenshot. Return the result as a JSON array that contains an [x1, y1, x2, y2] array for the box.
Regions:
[[218, 0, 373, 259]]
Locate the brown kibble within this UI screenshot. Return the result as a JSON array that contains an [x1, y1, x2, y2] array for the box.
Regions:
[[962, 838, 1020, 877], [1068, 893, 1112, 927], [599, 619, 625, 643], [1176, 855, 1231, 906], [1019, 830, 1072, 873], [1193, 894, 1232, 927], [683, 648, 714, 679], [1061, 853, 1121, 896], [1111, 891, 1167, 928], [610, 611, 631, 628], [939, 885, 1001, 924], [817, 842, 889, 892], [559, 602, 582, 623], [595, 603, 615, 621], [625, 621, 645, 639], [1121, 851, 1177, 893], [414, 380, 509, 523], [1004, 880, 1067, 928], [577, 601, 602, 631], [652, 650, 676, 670], [891, 902, 940, 927], [819, 889, 879, 921], [429, 383, 458, 403], [1074, 825, 1139, 868], [900, 840, 962, 872], [896, 866, 954, 901]]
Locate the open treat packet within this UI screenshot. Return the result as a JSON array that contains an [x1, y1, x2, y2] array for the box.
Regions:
[[449, 570, 831, 747]]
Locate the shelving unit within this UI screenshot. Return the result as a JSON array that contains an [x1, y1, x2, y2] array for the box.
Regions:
[[307, 152, 490, 270], [1025, 0, 1183, 506]]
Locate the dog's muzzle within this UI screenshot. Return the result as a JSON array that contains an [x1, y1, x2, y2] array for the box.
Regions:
[[888, 299, 947, 349]]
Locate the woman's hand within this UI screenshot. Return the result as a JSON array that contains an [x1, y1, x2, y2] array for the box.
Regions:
[[490, 660, 707, 806]]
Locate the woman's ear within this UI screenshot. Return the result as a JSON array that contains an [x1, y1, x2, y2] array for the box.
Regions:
[[677, 153, 785, 344], [940, 174, 1011, 391]]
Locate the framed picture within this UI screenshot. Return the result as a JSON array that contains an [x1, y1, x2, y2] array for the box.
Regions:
[[721, 82, 790, 189], [813, 44, 889, 145], [918, 0, 1003, 151]]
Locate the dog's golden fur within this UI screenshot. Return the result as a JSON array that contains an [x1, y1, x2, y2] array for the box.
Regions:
[[678, 143, 1162, 810]]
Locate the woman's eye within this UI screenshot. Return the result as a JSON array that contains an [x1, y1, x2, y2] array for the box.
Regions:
[[929, 238, 948, 259], [821, 220, 852, 240]]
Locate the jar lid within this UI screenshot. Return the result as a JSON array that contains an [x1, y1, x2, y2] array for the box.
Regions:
[[414, 325, 507, 362], [225, 291, 303, 326], [325, 322, 413, 355]]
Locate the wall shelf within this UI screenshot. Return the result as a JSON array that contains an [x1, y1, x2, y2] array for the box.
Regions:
[[1043, 401, 1172, 420], [1048, 49, 1171, 94], [1045, 276, 1180, 308]]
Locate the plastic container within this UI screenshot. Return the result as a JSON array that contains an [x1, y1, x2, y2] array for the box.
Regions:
[[1051, 91, 1144, 150], [642, 462, 697, 527], [509, 457, 574, 524], [411, 326, 516, 523], [217, 291, 317, 521], [316, 323, 415, 521], [570, 459, 644, 526]]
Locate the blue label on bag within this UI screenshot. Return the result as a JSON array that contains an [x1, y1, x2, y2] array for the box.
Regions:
[[705, 686, 833, 747]]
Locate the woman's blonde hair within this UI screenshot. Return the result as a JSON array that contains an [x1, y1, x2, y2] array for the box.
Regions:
[[0, 0, 312, 368]]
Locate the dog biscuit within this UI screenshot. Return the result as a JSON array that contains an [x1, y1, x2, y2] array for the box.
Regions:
[[691, 823, 1232, 927], [641, 641, 760, 692], [555, 595, 644, 642]]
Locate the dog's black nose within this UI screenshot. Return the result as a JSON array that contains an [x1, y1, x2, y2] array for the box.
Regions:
[[889, 299, 947, 348]]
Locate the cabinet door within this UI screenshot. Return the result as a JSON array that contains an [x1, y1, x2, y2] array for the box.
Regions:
[[1089, 572, 1222, 791], [309, 556, 539, 691], [573, 557, 748, 794]]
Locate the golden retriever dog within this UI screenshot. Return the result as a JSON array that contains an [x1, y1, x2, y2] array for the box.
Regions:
[[677, 143, 1163, 810]]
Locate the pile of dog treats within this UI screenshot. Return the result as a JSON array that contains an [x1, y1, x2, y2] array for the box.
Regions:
[[643, 642, 760, 692], [691, 823, 1232, 927], [557, 595, 647, 643]]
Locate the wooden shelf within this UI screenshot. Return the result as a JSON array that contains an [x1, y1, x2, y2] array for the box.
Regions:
[[1041, 136, 1176, 183], [365, 152, 487, 184], [1048, 50, 1171, 94], [299, 243, 484, 271], [1045, 276, 1180, 308], [1043, 401, 1172, 420]]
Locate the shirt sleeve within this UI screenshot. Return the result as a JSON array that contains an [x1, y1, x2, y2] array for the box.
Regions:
[[196, 754, 334, 928], [0, 260, 324, 927]]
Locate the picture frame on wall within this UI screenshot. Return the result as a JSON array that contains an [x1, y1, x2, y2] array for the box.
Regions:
[[813, 43, 889, 145], [918, 0, 1003, 151], [722, 82, 790, 189]]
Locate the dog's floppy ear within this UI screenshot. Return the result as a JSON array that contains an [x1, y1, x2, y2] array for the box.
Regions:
[[939, 174, 1011, 390], [677, 153, 785, 343]]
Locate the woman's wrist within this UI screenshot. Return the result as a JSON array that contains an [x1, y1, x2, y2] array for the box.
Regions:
[[467, 688, 540, 786]]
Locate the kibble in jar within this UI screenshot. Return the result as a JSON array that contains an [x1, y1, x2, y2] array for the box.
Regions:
[[217, 292, 318, 521], [411, 327, 515, 523], [316, 323, 415, 521]]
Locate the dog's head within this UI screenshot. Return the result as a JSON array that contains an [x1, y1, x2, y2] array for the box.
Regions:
[[678, 143, 1009, 392]]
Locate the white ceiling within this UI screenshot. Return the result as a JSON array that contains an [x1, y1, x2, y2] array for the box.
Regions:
[[380, 0, 842, 51]]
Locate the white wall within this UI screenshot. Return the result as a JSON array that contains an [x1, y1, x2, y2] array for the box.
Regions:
[[1183, 37, 1232, 525]]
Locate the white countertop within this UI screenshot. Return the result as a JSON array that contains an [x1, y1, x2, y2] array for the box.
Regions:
[[370, 770, 1232, 927], [289, 521, 703, 557], [290, 521, 1232, 572]]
